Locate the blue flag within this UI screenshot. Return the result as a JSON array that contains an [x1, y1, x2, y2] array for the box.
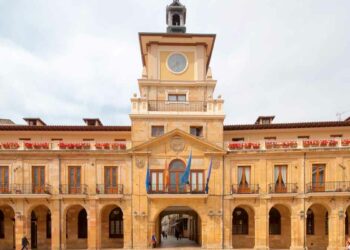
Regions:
[[181, 150, 192, 185], [205, 159, 213, 194], [145, 162, 151, 192]]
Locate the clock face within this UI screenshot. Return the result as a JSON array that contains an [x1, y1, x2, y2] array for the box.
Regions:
[[167, 53, 188, 73]]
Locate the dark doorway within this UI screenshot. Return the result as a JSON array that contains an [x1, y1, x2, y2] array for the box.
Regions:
[[31, 211, 38, 249]]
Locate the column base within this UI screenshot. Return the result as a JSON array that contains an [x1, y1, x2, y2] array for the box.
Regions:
[[254, 246, 269, 250], [290, 247, 307, 250]]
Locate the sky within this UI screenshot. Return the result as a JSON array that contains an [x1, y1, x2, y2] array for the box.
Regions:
[[0, 0, 349, 126]]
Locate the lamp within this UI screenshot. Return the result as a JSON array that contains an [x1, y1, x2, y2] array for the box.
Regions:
[[339, 209, 344, 218], [299, 210, 305, 219]]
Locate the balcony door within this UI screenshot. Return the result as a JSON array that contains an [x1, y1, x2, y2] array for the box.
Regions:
[[274, 165, 287, 193], [238, 166, 251, 193], [105, 167, 118, 194], [169, 159, 185, 193], [190, 171, 204, 193], [32, 166, 45, 194], [151, 171, 164, 193], [312, 164, 325, 192], [0, 166, 9, 193], [69, 166, 81, 194]]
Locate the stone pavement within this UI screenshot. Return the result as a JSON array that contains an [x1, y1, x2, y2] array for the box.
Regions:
[[159, 235, 200, 249]]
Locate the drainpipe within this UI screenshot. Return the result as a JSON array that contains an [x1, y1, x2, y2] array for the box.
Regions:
[[130, 154, 134, 248], [303, 152, 306, 250], [222, 154, 225, 249], [58, 156, 62, 250]]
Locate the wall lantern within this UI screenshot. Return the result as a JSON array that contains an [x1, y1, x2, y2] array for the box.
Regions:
[[299, 210, 305, 219], [339, 209, 344, 218]]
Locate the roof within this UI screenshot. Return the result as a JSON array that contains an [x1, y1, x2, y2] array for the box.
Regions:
[[224, 120, 350, 131], [0, 119, 15, 125], [0, 125, 131, 132]]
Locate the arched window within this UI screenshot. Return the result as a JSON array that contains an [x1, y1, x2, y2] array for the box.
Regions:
[[346, 211, 349, 235], [306, 209, 314, 235], [232, 207, 248, 235], [46, 211, 51, 239], [169, 159, 186, 192], [172, 14, 180, 26], [109, 207, 123, 238], [169, 159, 185, 171], [78, 209, 87, 238], [269, 207, 281, 235], [325, 212, 328, 235], [0, 210, 4, 238]]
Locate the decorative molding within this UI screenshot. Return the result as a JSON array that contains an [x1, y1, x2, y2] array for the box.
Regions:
[[136, 158, 145, 169], [170, 136, 185, 152]]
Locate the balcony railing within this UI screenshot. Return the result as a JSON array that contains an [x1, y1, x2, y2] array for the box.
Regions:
[[148, 100, 207, 112], [0, 141, 131, 151], [231, 184, 259, 194], [147, 184, 206, 194], [59, 184, 88, 195], [0, 184, 52, 194], [96, 184, 123, 195], [227, 138, 350, 152], [306, 182, 350, 193], [268, 183, 298, 194]]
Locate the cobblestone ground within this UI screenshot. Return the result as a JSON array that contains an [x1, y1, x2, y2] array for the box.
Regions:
[[159, 235, 200, 249]]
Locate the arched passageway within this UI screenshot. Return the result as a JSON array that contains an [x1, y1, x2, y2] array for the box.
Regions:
[[345, 206, 350, 245], [268, 205, 291, 249], [157, 206, 201, 248], [0, 205, 15, 250], [232, 205, 255, 248], [306, 204, 329, 250], [27, 205, 51, 250], [65, 205, 88, 249], [100, 205, 124, 249]]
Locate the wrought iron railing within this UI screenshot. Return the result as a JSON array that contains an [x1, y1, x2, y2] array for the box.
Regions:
[[0, 184, 52, 194], [268, 183, 298, 193], [148, 100, 207, 112], [231, 184, 259, 194], [96, 184, 123, 194], [59, 184, 88, 195], [306, 182, 350, 193], [147, 184, 206, 194]]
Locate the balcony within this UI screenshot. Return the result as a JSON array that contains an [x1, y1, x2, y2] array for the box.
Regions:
[[96, 184, 123, 195], [59, 184, 88, 195], [0, 184, 52, 197], [130, 97, 224, 115], [226, 138, 350, 152], [306, 182, 350, 194], [0, 141, 131, 151], [147, 184, 207, 198], [268, 183, 298, 194], [231, 184, 259, 195]]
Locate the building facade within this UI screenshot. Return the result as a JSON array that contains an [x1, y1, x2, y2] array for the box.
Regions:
[[1, 1, 350, 249]]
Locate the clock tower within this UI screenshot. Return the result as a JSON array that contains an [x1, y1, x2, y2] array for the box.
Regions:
[[130, 0, 224, 146]]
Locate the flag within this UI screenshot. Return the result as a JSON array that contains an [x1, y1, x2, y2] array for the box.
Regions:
[[180, 150, 192, 185], [205, 159, 213, 194], [145, 162, 151, 192]]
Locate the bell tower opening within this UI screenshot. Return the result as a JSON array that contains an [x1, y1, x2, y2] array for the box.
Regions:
[[166, 0, 186, 33]]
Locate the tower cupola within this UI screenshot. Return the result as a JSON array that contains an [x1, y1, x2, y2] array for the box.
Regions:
[[166, 0, 186, 33]]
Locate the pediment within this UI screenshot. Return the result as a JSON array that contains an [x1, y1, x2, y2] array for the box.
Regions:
[[131, 129, 225, 155]]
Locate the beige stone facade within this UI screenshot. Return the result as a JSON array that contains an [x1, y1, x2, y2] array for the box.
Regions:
[[1, 2, 350, 250]]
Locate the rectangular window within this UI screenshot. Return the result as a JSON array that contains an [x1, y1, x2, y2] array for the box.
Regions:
[[19, 138, 31, 141], [190, 126, 203, 137], [330, 134, 342, 138], [104, 167, 118, 194], [51, 138, 62, 141], [190, 171, 204, 192], [168, 94, 186, 102], [298, 136, 310, 139], [150, 171, 164, 192], [151, 126, 164, 137], [312, 164, 325, 192], [232, 137, 244, 142], [274, 165, 287, 193], [0, 166, 9, 194], [83, 138, 94, 141], [32, 166, 45, 194], [237, 166, 251, 193], [264, 137, 276, 140], [69, 166, 81, 194]]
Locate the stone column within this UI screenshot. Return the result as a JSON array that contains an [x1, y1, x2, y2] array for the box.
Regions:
[[51, 199, 61, 250], [88, 199, 98, 250], [254, 203, 268, 250], [328, 208, 345, 250], [123, 206, 132, 249], [15, 212, 25, 250], [223, 200, 233, 249], [337, 209, 346, 250], [290, 207, 306, 250]]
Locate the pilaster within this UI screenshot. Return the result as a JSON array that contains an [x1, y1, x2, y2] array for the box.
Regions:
[[254, 201, 269, 250], [88, 199, 98, 250], [51, 199, 61, 250]]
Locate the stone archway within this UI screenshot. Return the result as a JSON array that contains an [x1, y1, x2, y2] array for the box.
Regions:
[[345, 205, 350, 244], [306, 203, 329, 250], [26, 205, 51, 250], [65, 204, 88, 249], [100, 204, 124, 249], [232, 205, 255, 249], [0, 205, 15, 250], [156, 206, 201, 248], [268, 204, 291, 249]]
